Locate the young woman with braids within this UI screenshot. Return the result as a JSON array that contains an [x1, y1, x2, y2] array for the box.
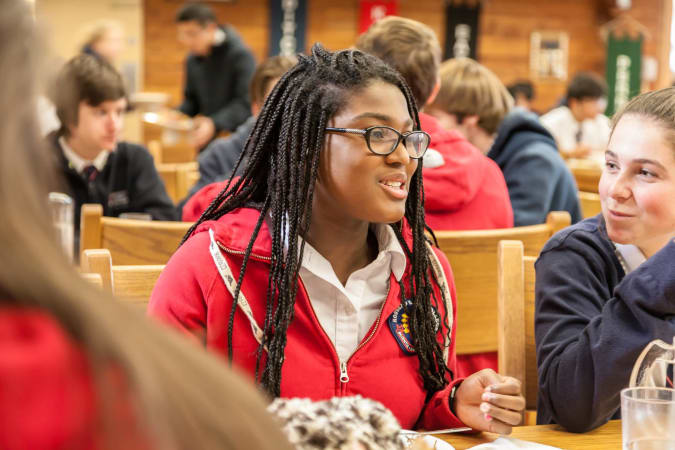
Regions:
[[149, 44, 525, 432], [0, 1, 292, 448]]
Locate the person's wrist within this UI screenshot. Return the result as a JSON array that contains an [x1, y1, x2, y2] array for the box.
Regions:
[[449, 381, 462, 416]]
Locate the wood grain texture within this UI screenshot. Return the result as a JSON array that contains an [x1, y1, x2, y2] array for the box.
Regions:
[[100, 217, 192, 265], [112, 264, 164, 309], [438, 419, 622, 449], [143, 0, 671, 113], [435, 211, 570, 355]]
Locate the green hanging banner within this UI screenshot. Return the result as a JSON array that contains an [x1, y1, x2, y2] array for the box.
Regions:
[[605, 34, 642, 116]]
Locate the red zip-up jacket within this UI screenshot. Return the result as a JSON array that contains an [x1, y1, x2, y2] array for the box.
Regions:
[[148, 207, 466, 430]]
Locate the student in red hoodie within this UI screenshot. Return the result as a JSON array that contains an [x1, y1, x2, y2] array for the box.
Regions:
[[0, 2, 293, 448], [355, 16, 513, 232], [149, 44, 525, 433], [355, 16, 511, 378]]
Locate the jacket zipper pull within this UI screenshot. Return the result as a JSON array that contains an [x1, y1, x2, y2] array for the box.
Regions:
[[339, 361, 349, 383]]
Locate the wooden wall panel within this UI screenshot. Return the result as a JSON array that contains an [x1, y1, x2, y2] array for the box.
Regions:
[[144, 0, 670, 112]]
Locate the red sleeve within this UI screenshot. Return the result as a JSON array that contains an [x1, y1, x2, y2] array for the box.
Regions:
[[147, 231, 215, 345]]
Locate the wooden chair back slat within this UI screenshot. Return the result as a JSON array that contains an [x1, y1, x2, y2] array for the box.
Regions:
[[434, 211, 570, 355], [157, 162, 199, 203], [498, 240, 538, 424], [79, 204, 193, 265], [570, 165, 601, 193], [81, 249, 163, 312], [579, 191, 602, 219]]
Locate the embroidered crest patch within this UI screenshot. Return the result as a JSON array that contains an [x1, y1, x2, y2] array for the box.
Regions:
[[388, 299, 442, 355]]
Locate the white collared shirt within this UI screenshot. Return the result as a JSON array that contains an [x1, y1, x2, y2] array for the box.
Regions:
[[614, 243, 647, 274], [59, 136, 110, 174], [299, 223, 407, 362], [213, 28, 226, 46], [540, 105, 611, 162]]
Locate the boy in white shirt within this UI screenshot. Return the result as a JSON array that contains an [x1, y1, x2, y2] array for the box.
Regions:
[[540, 72, 610, 162]]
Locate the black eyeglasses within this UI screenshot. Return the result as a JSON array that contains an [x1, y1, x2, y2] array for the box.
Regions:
[[324, 126, 430, 159]]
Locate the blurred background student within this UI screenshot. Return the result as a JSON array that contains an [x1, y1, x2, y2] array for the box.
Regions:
[[179, 54, 297, 218], [48, 54, 177, 253], [355, 16, 513, 232], [507, 79, 536, 113], [540, 72, 610, 161], [0, 1, 293, 448], [427, 58, 582, 227], [80, 19, 125, 65], [175, 2, 256, 149]]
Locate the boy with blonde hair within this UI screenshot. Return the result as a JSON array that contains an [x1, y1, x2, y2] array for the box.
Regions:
[[427, 58, 581, 226], [356, 16, 513, 233]]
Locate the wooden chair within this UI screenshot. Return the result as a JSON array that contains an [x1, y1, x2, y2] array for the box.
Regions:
[[147, 139, 197, 164], [433, 211, 570, 357], [156, 162, 199, 203], [81, 272, 103, 288], [81, 249, 164, 312], [569, 164, 601, 193], [498, 240, 538, 425], [79, 204, 193, 265], [579, 191, 602, 219]]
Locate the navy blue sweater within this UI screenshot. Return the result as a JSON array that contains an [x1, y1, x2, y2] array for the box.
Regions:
[[488, 109, 582, 226], [179, 115, 255, 209], [179, 25, 255, 132], [50, 133, 178, 250], [535, 214, 675, 432]]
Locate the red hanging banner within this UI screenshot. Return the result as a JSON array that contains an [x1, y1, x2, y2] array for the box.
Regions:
[[359, 0, 398, 34]]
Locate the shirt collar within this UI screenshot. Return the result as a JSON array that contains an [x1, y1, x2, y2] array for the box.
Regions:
[[59, 136, 110, 173], [614, 242, 647, 274], [300, 223, 407, 282], [213, 27, 226, 46]]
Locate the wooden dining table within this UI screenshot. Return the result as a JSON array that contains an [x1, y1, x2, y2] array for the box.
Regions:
[[434, 420, 621, 449]]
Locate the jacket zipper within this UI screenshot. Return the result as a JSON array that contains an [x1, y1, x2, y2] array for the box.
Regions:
[[219, 238, 396, 394], [339, 291, 389, 394], [217, 241, 272, 262]]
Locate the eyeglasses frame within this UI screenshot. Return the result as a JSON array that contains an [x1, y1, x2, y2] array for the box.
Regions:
[[324, 125, 430, 159]]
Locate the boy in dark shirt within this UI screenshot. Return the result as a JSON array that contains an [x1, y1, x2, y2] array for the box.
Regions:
[[48, 54, 177, 252], [176, 3, 256, 148]]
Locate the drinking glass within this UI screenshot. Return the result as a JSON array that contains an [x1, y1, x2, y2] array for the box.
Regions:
[[621, 387, 675, 450], [48, 192, 74, 261]]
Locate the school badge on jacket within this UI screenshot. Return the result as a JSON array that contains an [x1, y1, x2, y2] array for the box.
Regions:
[[388, 299, 440, 355]]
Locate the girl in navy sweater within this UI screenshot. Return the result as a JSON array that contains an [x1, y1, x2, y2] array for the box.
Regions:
[[535, 87, 675, 432]]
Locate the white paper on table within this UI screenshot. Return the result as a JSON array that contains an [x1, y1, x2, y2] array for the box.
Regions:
[[469, 437, 561, 449]]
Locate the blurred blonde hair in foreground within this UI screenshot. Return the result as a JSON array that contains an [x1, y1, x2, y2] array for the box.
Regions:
[[0, 1, 293, 448]]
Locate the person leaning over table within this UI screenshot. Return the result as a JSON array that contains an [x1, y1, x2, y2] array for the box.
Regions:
[[149, 44, 526, 433], [175, 3, 256, 149], [178, 54, 297, 216], [535, 87, 675, 432]]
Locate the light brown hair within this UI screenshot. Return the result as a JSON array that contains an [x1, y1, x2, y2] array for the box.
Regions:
[[80, 20, 123, 49], [430, 58, 513, 135], [249, 55, 298, 106], [611, 87, 675, 158], [50, 54, 126, 136], [0, 1, 292, 448], [356, 16, 441, 108]]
